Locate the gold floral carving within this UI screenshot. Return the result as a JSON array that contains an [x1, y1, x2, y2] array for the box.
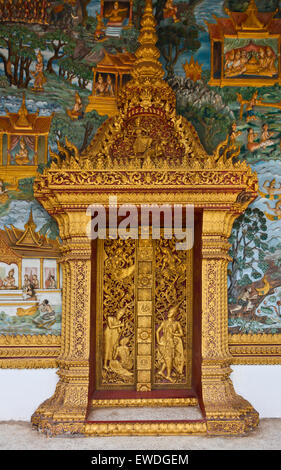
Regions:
[[97, 238, 136, 388], [154, 236, 192, 387]]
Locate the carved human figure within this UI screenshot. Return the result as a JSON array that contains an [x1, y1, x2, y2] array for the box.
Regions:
[[103, 309, 125, 370], [156, 305, 184, 383], [133, 121, 153, 156], [109, 336, 134, 377]]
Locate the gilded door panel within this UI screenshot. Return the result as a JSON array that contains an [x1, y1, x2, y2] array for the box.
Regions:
[[154, 237, 193, 389], [96, 236, 193, 392], [96, 238, 136, 390]]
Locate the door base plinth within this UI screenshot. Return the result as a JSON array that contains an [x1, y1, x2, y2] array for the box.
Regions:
[[31, 405, 259, 437]]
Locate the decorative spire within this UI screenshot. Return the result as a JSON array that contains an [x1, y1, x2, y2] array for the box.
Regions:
[[241, 0, 264, 30], [15, 94, 31, 129], [131, 0, 164, 82]]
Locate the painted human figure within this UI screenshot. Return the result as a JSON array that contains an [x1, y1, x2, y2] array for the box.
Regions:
[[247, 128, 261, 152], [230, 122, 242, 145], [163, 0, 179, 22], [22, 276, 36, 300], [105, 75, 114, 96], [104, 1, 128, 24], [32, 274, 39, 289], [224, 50, 235, 76], [3, 269, 16, 288], [33, 299, 56, 328], [45, 273, 56, 289], [32, 51, 47, 92], [246, 91, 258, 123], [260, 123, 274, 148], [95, 74, 106, 96], [265, 47, 277, 76], [15, 137, 30, 165]]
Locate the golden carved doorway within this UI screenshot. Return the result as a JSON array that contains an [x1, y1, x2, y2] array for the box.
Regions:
[[95, 236, 193, 394], [31, 0, 260, 436]]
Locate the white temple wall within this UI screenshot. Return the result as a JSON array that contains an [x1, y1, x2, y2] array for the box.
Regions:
[[0, 366, 280, 421]]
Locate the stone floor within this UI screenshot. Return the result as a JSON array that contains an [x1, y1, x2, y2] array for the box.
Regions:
[[0, 419, 281, 450]]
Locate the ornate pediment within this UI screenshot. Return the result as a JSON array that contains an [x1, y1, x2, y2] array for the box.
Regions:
[[37, 0, 257, 201]]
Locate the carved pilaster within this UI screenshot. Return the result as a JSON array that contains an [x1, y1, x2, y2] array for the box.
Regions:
[[31, 211, 92, 435], [201, 210, 259, 435], [136, 238, 154, 391]]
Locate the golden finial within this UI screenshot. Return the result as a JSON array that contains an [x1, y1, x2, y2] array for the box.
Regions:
[[15, 94, 31, 128], [241, 0, 264, 30], [131, 0, 164, 81]]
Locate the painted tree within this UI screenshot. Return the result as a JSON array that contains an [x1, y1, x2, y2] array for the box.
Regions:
[[78, 0, 92, 25], [0, 25, 44, 88], [157, 20, 201, 78], [49, 111, 106, 153], [44, 31, 76, 74], [58, 56, 92, 88], [228, 207, 273, 299], [177, 102, 232, 154]]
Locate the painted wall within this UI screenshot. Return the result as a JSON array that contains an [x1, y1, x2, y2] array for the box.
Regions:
[[1, 1, 281, 419], [0, 366, 280, 421]]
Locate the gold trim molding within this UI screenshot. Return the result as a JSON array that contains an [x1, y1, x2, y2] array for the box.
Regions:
[[0, 334, 61, 368], [229, 334, 281, 364]]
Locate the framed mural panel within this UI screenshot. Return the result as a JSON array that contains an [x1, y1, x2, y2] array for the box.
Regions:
[[0, 203, 62, 368]]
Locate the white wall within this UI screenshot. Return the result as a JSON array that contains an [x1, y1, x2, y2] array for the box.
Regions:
[[0, 366, 280, 421], [0, 369, 58, 421], [231, 365, 281, 418]]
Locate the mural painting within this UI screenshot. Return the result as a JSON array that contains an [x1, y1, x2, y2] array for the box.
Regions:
[[0, 0, 280, 344]]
